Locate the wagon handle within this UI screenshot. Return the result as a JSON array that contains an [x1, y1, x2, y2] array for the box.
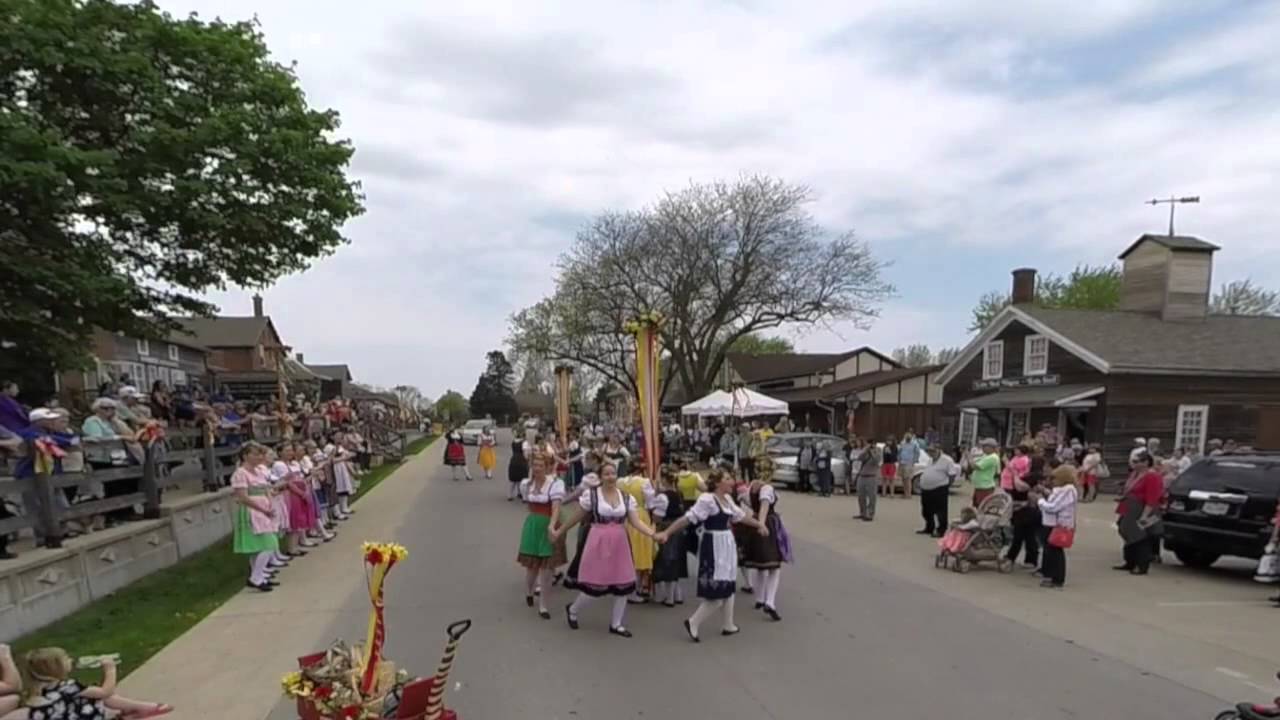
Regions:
[[446, 619, 471, 642]]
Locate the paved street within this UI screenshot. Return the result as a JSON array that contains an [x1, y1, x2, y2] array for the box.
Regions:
[[246, 430, 1257, 720]]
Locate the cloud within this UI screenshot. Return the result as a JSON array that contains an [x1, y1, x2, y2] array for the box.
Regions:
[[155, 0, 1279, 398]]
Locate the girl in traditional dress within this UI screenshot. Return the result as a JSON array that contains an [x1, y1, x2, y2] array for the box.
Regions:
[[330, 440, 357, 516], [264, 450, 293, 567], [516, 453, 564, 619], [443, 427, 470, 481], [650, 466, 688, 606], [552, 462, 658, 638], [656, 469, 769, 642], [562, 455, 606, 591], [507, 439, 528, 502], [281, 443, 319, 552], [732, 471, 756, 594], [566, 431, 585, 490], [741, 458, 791, 621], [603, 434, 630, 477], [619, 472, 657, 603], [14, 647, 172, 719], [231, 442, 280, 592], [477, 426, 498, 480]]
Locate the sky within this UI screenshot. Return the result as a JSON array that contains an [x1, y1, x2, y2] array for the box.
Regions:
[[162, 0, 1280, 399]]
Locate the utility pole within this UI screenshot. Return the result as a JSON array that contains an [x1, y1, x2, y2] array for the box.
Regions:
[[1145, 195, 1200, 236]]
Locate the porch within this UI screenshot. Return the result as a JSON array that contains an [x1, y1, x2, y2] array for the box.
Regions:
[[958, 384, 1106, 447]]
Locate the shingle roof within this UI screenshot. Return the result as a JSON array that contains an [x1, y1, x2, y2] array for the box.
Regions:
[[771, 365, 943, 403], [1019, 306, 1280, 374], [174, 316, 270, 348], [306, 364, 354, 382], [727, 347, 896, 383], [1117, 234, 1220, 259]]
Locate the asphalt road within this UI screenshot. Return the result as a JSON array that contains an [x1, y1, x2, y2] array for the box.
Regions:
[[269, 430, 1225, 719]]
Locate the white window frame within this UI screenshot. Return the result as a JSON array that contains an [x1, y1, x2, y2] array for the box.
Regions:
[[136, 338, 150, 356], [1175, 404, 1209, 456], [167, 344, 180, 361], [981, 340, 1004, 380], [958, 409, 979, 448], [1023, 334, 1049, 376]]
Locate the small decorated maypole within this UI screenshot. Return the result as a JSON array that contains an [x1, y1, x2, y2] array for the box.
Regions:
[[423, 619, 473, 720], [624, 311, 663, 482], [554, 365, 573, 445], [358, 541, 409, 695]]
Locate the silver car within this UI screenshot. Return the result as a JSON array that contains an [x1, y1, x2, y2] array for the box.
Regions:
[[766, 433, 848, 488], [458, 418, 494, 445]]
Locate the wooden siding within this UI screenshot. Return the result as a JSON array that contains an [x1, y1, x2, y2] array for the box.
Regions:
[[1163, 252, 1212, 321], [1119, 241, 1170, 313]]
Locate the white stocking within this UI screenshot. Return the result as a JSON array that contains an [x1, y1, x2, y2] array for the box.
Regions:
[[688, 599, 721, 635], [340, 495, 350, 513], [763, 569, 782, 609], [722, 593, 738, 632], [610, 596, 628, 629], [569, 592, 592, 618], [251, 552, 272, 584], [508, 483, 519, 499], [674, 581, 685, 603], [536, 568, 551, 612]]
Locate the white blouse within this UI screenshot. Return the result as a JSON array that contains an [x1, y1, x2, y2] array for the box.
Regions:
[[648, 492, 669, 519], [579, 487, 636, 518], [269, 460, 290, 482], [756, 484, 777, 506], [685, 493, 746, 525], [520, 477, 566, 504]]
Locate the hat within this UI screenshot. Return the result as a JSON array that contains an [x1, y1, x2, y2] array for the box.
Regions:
[[1133, 437, 1147, 445], [29, 407, 61, 422], [91, 397, 118, 410], [979, 437, 998, 447], [119, 385, 140, 398]]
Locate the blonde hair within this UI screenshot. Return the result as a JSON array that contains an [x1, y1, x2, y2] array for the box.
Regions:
[[23, 647, 71, 702]]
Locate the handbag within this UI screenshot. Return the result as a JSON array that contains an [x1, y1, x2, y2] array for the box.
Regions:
[[1255, 544, 1279, 584], [1095, 461, 1111, 480], [1048, 525, 1075, 549]]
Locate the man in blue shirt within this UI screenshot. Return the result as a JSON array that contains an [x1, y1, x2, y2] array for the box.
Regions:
[[896, 432, 920, 496]]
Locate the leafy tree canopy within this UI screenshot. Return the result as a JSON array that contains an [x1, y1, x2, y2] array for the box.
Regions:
[[969, 265, 1121, 331], [0, 0, 364, 382], [728, 333, 795, 355], [469, 350, 519, 422], [434, 390, 469, 424]]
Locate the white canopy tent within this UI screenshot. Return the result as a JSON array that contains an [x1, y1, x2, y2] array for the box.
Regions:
[[681, 387, 789, 418]]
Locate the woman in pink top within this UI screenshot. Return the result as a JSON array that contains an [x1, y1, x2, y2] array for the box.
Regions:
[[1000, 445, 1030, 492], [230, 442, 280, 592]]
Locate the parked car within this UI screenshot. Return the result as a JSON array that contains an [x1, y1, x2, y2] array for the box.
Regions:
[[1162, 453, 1280, 568], [765, 433, 931, 492], [458, 418, 495, 445]]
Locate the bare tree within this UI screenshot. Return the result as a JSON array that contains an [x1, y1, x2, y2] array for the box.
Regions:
[[508, 176, 893, 399], [891, 344, 935, 367], [1212, 279, 1280, 316]]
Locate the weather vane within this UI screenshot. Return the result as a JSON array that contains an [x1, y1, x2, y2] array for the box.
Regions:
[[1145, 195, 1200, 236]]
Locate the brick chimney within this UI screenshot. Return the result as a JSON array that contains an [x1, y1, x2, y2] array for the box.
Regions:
[[252, 293, 264, 318], [1011, 268, 1037, 304]]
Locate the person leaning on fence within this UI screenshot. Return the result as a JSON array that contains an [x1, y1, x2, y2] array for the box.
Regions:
[[14, 409, 81, 551]]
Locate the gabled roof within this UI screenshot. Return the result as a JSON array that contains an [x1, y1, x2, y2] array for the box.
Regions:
[[727, 346, 898, 384], [772, 365, 942, 403], [935, 304, 1280, 385], [174, 316, 281, 349], [1117, 234, 1219, 259], [306, 364, 354, 382]]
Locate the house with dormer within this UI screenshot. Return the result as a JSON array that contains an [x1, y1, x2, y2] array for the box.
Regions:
[[935, 234, 1280, 467]]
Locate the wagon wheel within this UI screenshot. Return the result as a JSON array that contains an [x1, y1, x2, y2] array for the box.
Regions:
[[955, 558, 971, 574], [997, 557, 1014, 574], [934, 554, 945, 569]]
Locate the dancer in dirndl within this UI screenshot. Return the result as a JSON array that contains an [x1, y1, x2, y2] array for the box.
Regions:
[[562, 455, 605, 590], [732, 471, 756, 594], [230, 442, 280, 592], [650, 466, 687, 606], [443, 427, 471, 481], [477, 425, 498, 480], [619, 472, 656, 603], [552, 462, 658, 637], [516, 453, 564, 618], [656, 469, 769, 642], [741, 462, 792, 621]]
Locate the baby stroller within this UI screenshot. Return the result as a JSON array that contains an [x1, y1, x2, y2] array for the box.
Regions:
[[934, 491, 1014, 574]]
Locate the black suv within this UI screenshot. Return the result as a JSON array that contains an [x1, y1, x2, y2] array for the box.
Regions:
[[1162, 453, 1280, 569]]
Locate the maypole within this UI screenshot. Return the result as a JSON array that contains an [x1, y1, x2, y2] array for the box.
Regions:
[[554, 365, 573, 445], [624, 311, 663, 481]]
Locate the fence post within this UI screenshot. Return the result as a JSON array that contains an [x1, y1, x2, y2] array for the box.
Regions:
[[30, 441, 63, 549], [141, 444, 161, 519], [203, 441, 218, 492]]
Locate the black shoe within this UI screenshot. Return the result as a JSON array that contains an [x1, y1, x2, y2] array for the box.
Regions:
[[609, 626, 633, 638], [1112, 564, 1134, 571], [1130, 568, 1149, 576], [288, 550, 308, 557], [742, 586, 754, 595], [538, 609, 551, 620], [565, 603, 579, 630], [1269, 594, 1280, 603], [662, 601, 676, 608], [721, 627, 741, 636], [683, 619, 699, 643], [246, 580, 273, 592], [764, 606, 781, 622], [754, 601, 764, 610], [862, 516, 873, 522], [552, 572, 564, 586], [526, 595, 534, 607], [915, 529, 932, 535]]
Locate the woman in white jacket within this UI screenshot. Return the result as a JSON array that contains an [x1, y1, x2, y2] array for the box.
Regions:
[[1037, 459, 1079, 589]]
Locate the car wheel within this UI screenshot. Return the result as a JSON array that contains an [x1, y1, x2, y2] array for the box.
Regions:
[[1172, 547, 1221, 569]]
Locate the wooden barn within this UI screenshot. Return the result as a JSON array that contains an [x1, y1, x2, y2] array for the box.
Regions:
[[936, 234, 1280, 468]]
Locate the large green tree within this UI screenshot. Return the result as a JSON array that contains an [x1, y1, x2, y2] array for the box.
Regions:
[[969, 264, 1122, 331], [468, 351, 519, 422], [728, 333, 795, 355], [0, 0, 364, 386], [433, 390, 469, 424]]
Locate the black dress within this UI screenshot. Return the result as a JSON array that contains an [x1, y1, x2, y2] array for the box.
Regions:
[[651, 490, 687, 582], [741, 485, 785, 570], [28, 679, 107, 720]]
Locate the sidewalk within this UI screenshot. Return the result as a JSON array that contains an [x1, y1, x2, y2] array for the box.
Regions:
[[781, 487, 1279, 701], [117, 444, 440, 719]]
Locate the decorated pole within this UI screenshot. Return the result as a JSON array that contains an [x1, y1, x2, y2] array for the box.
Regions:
[[423, 619, 473, 720], [358, 542, 409, 695], [624, 311, 663, 482], [554, 365, 573, 445]]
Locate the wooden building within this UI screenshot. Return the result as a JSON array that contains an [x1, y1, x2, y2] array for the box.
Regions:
[[174, 295, 291, 401], [725, 347, 944, 437], [936, 234, 1280, 467], [56, 328, 212, 407]]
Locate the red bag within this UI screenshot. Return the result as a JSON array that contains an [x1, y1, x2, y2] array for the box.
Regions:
[[1048, 526, 1075, 549]]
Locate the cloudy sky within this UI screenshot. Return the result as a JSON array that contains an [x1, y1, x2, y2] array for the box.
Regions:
[[165, 0, 1280, 399]]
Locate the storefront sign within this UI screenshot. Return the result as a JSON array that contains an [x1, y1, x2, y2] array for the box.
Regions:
[[971, 374, 1060, 391]]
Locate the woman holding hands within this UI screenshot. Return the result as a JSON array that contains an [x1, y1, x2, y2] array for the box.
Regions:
[[656, 469, 769, 643]]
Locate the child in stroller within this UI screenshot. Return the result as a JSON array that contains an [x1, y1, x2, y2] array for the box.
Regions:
[[935, 491, 1014, 574]]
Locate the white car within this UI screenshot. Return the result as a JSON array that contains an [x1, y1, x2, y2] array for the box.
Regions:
[[767, 434, 932, 493], [458, 419, 494, 445]]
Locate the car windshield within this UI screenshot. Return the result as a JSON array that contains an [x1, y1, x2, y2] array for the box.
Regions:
[[1169, 459, 1280, 497]]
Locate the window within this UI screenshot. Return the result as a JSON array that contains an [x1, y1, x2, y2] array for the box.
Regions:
[[1175, 404, 1209, 455], [1007, 409, 1030, 445], [167, 344, 180, 361], [136, 338, 150, 356], [958, 409, 978, 447], [1023, 335, 1049, 375], [981, 341, 1004, 380], [257, 344, 266, 365]]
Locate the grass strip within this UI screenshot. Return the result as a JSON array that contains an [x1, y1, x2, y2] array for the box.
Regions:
[[11, 434, 436, 680]]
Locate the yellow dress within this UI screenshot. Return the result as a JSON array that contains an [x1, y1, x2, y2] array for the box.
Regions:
[[620, 476, 655, 571], [477, 435, 497, 471]]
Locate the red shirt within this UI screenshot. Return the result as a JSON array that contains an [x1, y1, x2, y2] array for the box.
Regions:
[[1118, 470, 1164, 512]]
